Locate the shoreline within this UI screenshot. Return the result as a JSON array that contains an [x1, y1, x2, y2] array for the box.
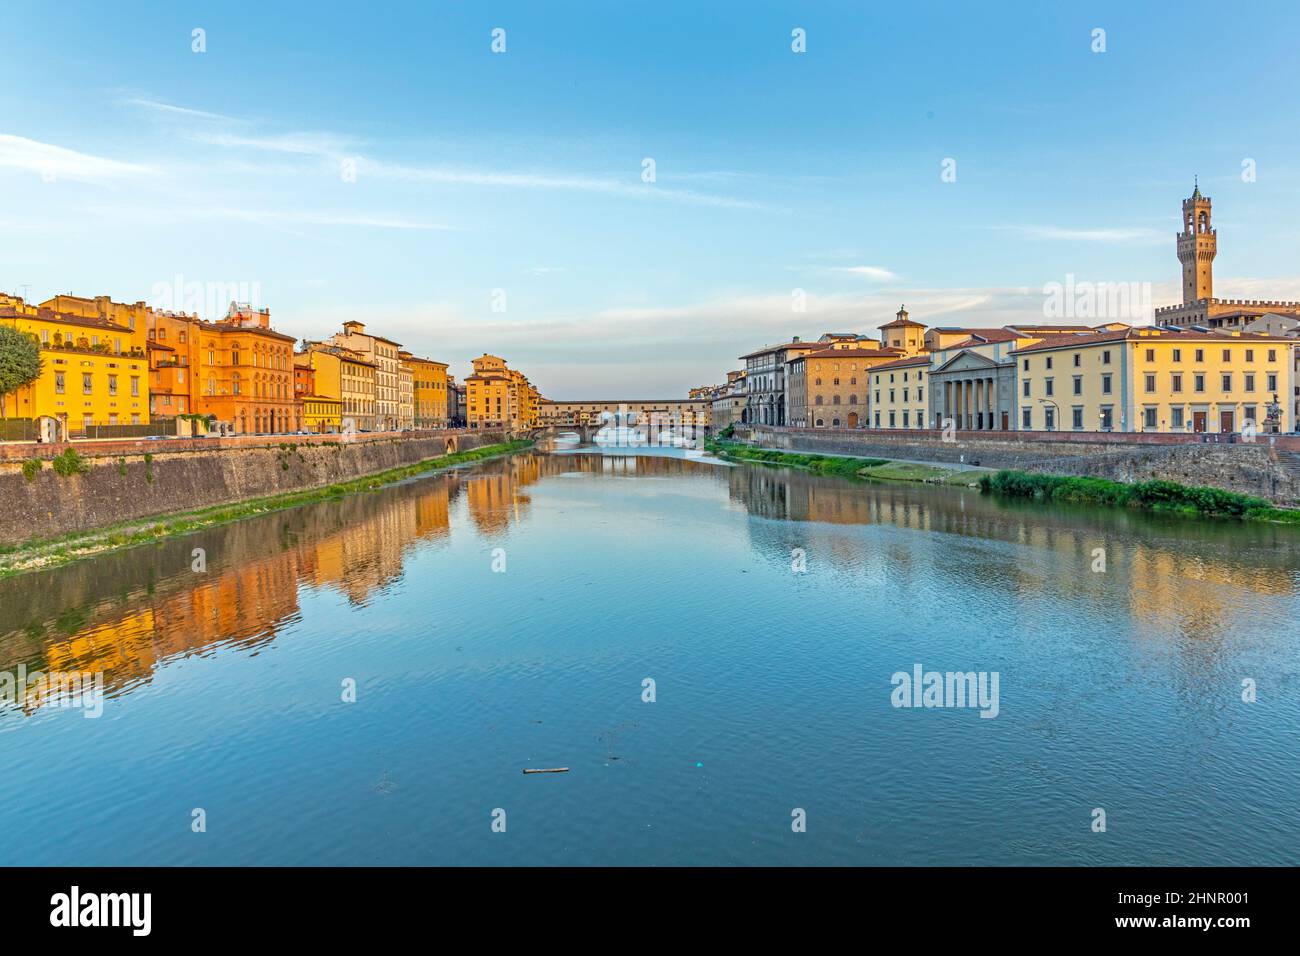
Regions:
[[711, 437, 1299, 523], [705, 438, 982, 486], [0, 439, 534, 580]]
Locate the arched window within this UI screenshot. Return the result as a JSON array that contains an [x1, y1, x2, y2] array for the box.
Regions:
[[232, 372, 241, 396]]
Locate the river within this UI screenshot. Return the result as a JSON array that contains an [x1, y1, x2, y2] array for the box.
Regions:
[[0, 445, 1296, 865]]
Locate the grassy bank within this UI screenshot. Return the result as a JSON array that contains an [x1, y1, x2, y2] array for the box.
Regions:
[[0, 439, 534, 579], [979, 469, 1300, 523], [857, 461, 985, 486], [706, 438, 887, 479]]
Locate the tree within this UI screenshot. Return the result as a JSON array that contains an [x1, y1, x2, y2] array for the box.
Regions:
[[0, 325, 42, 419]]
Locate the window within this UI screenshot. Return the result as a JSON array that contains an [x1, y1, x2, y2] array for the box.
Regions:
[[1145, 348, 1155, 362], [1045, 378, 1054, 397], [1023, 359, 1029, 371], [1245, 349, 1254, 362], [1268, 349, 1277, 362], [1171, 373, 1182, 393], [1102, 350, 1111, 364], [1245, 373, 1255, 392], [1222, 349, 1231, 362], [55, 372, 65, 394], [1101, 374, 1112, 395], [1046, 356, 1053, 370], [1144, 373, 1156, 393], [83, 373, 93, 395], [1073, 376, 1082, 396], [1171, 407, 1184, 429], [1022, 407, 1032, 429], [1073, 354, 1081, 368], [1194, 373, 1205, 393], [1172, 348, 1182, 362], [1100, 407, 1113, 430], [1221, 373, 1232, 392], [1072, 407, 1083, 430], [1268, 373, 1278, 392], [1022, 380, 1030, 397], [1195, 349, 1204, 363], [1144, 407, 1157, 428]]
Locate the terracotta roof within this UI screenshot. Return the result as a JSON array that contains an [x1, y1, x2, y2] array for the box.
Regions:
[[1012, 327, 1296, 354], [868, 354, 931, 372], [793, 347, 904, 361], [0, 306, 133, 333], [945, 328, 1021, 345], [1004, 324, 1095, 332], [197, 319, 296, 343]]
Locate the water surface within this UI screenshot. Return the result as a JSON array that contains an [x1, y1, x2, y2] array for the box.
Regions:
[[1, 447, 1296, 865]]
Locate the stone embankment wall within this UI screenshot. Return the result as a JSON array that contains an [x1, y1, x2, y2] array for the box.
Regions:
[[0, 430, 507, 547], [737, 426, 1300, 505]]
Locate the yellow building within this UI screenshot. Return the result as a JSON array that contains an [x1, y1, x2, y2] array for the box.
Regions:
[[1013, 327, 1294, 433], [298, 343, 377, 432], [41, 293, 205, 422], [867, 354, 931, 429], [0, 293, 150, 432], [465, 354, 537, 430], [400, 351, 449, 427], [302, 396, 342, 434]]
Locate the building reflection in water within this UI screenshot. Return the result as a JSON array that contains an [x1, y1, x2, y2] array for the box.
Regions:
[[1, 448, 1294, 713]]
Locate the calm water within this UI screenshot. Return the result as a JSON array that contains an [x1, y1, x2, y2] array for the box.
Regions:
[[1, 445, 1297, 866]]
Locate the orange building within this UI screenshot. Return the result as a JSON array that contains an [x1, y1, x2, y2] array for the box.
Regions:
[[194, 303, 298, 434], [146, 309, 202, 418]]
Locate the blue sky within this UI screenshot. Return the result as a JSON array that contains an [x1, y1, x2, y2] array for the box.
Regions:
[[3, 0, 1300, 396]]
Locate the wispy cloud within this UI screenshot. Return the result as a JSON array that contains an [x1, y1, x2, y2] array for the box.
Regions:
[[0, 134, 155, 183], [123, 96, 764, 209], [993, 225, 1163, 243], [821, 265, 898, 281], [121, 97, 242, 125], [82, 203, 456, 231], [363, 159, 762, 209]]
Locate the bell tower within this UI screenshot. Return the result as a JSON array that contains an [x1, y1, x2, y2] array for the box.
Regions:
[[1177, 180, 1216, 304]]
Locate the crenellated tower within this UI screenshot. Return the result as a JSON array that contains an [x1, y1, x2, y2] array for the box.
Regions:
[[1177, 180, 1216, 304]]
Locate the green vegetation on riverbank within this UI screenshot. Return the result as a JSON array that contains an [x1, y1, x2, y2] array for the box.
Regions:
[[706, 438, 887, 478], [0, 439, 534, 579], [979, 469, 1300, 523], [856, 461, 984, 486]]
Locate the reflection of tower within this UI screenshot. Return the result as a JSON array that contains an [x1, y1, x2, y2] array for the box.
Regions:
[[1178, 181, 1216, 304]]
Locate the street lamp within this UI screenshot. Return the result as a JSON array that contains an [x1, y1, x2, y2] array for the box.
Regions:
[[1038, 398, 1059, 431]]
